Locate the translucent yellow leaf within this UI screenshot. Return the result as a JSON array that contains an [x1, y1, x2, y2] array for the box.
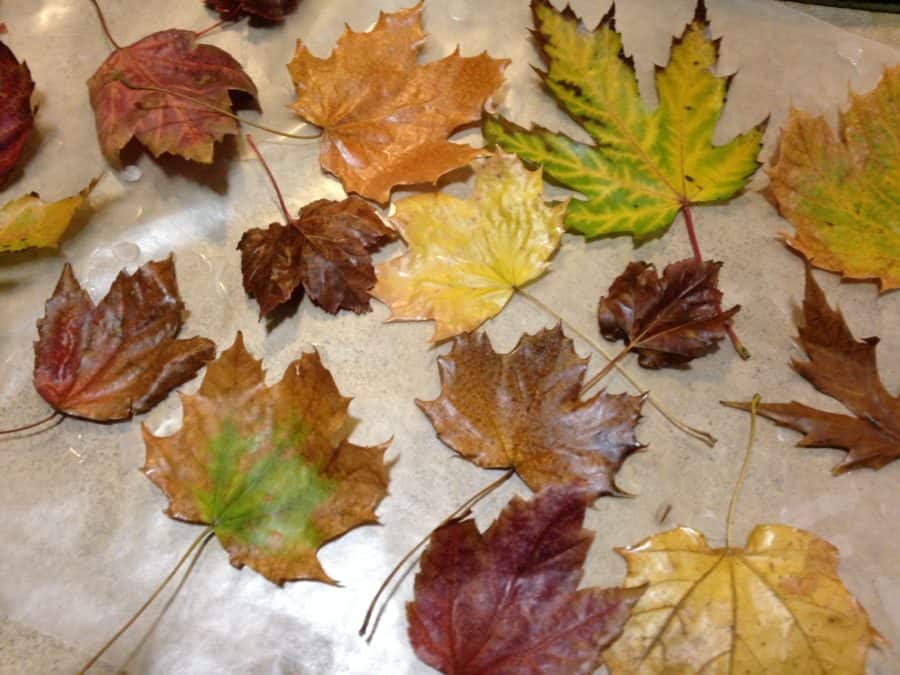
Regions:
[[372, 152, 566, 341], [769, 65, 900, 290], [603, 525, 881, 674], [0, 178, 97, 253]]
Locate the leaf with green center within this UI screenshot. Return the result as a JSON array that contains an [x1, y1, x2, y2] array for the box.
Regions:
[[371, 151, 566, 342], [768, 65, 900, 290], [483, 0, 767, 241], [142, 332, 390, 584]]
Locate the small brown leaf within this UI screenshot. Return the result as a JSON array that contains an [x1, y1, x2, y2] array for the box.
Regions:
[[87, 29, 258, 163], [239, 196, 397, 317], [725, 268, 900, 473], [287, 3, 509, 203], [205, 0, 298, 21], [0, 39, 35, 185], [598, 258, 740, 368], [408, 487, 643, 675], [33, 256, 215, 421], [417, 326, 645, 499]]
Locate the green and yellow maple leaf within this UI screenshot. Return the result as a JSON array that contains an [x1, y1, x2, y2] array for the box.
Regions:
[[371, 151, 566, 342], [0, 179, 97, 253], [142, 332, 390, 585], [769, 65, 900, 290], [484, 0, 766, 241]]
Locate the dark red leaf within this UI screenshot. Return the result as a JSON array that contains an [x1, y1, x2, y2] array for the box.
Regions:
[[0, 40, 35, 186], [238, 196, 397, 317], [597, 258, 740, 368], [408, 487, 643, 675], [33, 256, 215, 421], [206, 0, 299, 21]]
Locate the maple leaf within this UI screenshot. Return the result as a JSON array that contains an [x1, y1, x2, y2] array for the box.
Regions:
[[372, 152, 566, 341], [597, 258, 740, 369], [603, 524, 880, 674], [287, 2, 508, 204], [768, 65, 900, 290], [0, 179, 97, 253], [142, 332, 390, 584], [483, 0, 766, 241], [239, 196, 397, 317], [408, 487, 643, 675], [33, 256, 215, 421], [725, 268, 900, 473], [0, 39, 35, 186], [417, 326, 645, 499], [87, 29, 258, 163], [206, 0, 298, 21]]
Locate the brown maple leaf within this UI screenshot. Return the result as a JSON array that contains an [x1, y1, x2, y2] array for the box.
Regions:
[[205, 0, 299, 21], [0, 40, 35, 186], [408, 487, 643, 675], [142, 332, 390, 584], [725, 269, 900, 473], [239, 196, 397, 317], [33, 256, 215, 421], [597, 258, 740, 368], [417, 326, 645, 499], [286, 2, 509, 204], [87, 29, 258, 163]]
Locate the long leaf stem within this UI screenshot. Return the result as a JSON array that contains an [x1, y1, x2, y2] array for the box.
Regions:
[[89, 0, 121, 49], [245, 135, 291, 223], [78, 527, 214, 674], [359, 469, 515, 641], [515, 287, 716, 446], [195, 19, 230, 38], [0, 410, 61, 435], [726, 395, 760, 548], [118, 81, 322, 141], [681, 203, 750, 360]]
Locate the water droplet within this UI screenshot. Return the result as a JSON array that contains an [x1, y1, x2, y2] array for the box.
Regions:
[[836, 40, 863, 69], [154, 417, 181, 436], [113, 242, 140, 262], [447, 0, 471, 21], [120, 165, 142, 183]]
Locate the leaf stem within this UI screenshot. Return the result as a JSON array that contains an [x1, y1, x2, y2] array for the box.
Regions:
[[681, 203, 750, 360], [118, 80, 322, 141], [77, 527, 214, 674], [195, 18, 230, 39], [726, 394, 760, 548], [245, 135, 291, 223], [89, 0, 121, 49], [516, 287, 716, 447], [359, 469, 515, 641], [0, 410, 61, 435]]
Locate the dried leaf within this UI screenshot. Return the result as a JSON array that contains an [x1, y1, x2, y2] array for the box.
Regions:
[[206, 0, 298, 21], [597, 258, 740, 368], [87, 29, 258, 163], [0, 179, 97, 253], [372, 152, 566, 341], [239, 196, 397, 317], [769, 65, 900, 290], [0, 40, 34, 185], [603, 524, 880, 674], [417, 326, 645, 498], [484, 0, 766, 241], [33, 256, 215, 421], [409, 487, 643, 675], [287, 2, 508, 204], [142, 332, 390, 584], [725, 268, 900, 473]]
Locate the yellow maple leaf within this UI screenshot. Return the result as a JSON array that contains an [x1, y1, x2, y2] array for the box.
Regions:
[[0, 179, 97, 253], [769, 65, 900, 290], [603, 525, 881, 674], [372, 152, 566, 342], [287, 2, 508, 205]]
